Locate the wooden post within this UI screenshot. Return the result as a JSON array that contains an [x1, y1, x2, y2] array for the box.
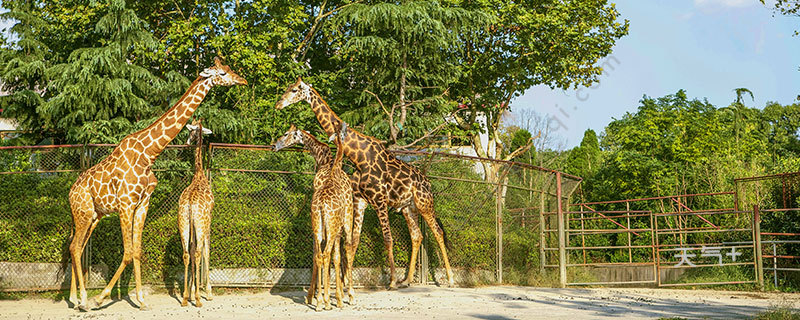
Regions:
[[753, 205, 764, 290], [557, 172, 566, 288], [539, 190, 546, 274]]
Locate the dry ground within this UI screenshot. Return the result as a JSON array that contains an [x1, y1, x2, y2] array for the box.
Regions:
[[1, 285, 798, 319]]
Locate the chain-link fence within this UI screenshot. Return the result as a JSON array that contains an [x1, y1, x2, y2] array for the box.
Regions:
[[0, 143, 579, 291]]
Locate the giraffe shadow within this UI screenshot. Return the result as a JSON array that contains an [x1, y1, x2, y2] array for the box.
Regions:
[[161, 233, 183, 303]]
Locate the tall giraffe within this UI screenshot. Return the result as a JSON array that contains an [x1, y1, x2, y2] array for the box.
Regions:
[[274, 123, 356, 307], [178, 119, 214, 307], [275, 77, 455, 289], [67, 57, 247, 311]]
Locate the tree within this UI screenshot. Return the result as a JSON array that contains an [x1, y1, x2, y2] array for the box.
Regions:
[[38, 0, 177, 143], [449, 0, 629, 183], [328, 0, 490, 146], [0, 0, 51, 139], [566, 129, 601, 178]]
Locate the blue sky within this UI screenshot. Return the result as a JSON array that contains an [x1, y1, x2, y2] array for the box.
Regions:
[[515, 0, 800, 149]]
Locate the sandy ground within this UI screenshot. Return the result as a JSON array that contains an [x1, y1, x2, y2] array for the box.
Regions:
[[1, 285, 798, 320]]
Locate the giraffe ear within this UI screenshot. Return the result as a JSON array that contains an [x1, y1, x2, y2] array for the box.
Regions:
[[215, 56, 224, 68], [186, 124, 198, 131], [201, 127, 213, 135], [289, 123, 297, 131]]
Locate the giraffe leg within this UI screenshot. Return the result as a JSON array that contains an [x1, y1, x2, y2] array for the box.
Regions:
[[93, 208, 135, 308], [306, 257, 316, 305], [345, 197, 364, 304], [131, 179, 156, 311], [322, 232, 335, 311], [314, 241, 324, 312], [400, 207, 422, 288], [193, 235, 203, 307], [178, 203, 191, 307], [203, 233, 212, 301], [416, 193, 455, 287], [333, 236, 344, 308], [69, 210, 95, 311], [364, 191, 397, 290]]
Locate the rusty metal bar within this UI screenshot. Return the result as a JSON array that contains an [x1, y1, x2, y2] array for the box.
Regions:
[[655, 210, 750, 218], [734, 171, 800, 183], [659, 262, 755, 269], [579, 204, 640, 236], [566, 262, 654, 267], [392, 149, 583, 181], [656, 228, 750, 235], [762, 232, 800, 236], [568, 280, 657, 286], [670, 197, 719, 229], [764, 255, 800, 259], [574, 191, 735, 206], [659, 281, 755, 287], [566, 245, 653, 250]]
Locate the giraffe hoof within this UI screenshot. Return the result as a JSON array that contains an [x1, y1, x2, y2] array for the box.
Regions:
[[315, 304, 324, 312], [181, 299, 188, 307], [139, 303, 151, 311], [195, 300, 203, 308], [75, 303, 89, 312], [92, 297, 104, 308]]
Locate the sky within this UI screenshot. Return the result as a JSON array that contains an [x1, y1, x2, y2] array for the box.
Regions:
[[514, 0, 800, 149]]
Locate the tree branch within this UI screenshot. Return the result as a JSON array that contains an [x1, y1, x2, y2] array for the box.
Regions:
[[365, 89, 398, 145], [502, 130, 541, 161], [392, 109, 465, 150]]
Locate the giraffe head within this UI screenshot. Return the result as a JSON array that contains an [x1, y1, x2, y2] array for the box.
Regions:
[[186, 119, 213, 145], [274, 124, 305, 151], [275, 77, 313, 110], [200, 56, 248, 86]]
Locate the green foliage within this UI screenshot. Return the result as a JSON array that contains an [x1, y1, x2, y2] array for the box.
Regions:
[[38, 0, 177, 143], [0, 0, 51, 139], [325, 1, 489, 144], [450, 0, 629, 161]]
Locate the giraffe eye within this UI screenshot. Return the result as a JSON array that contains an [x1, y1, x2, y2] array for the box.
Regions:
[[291, 89, 298, 93]]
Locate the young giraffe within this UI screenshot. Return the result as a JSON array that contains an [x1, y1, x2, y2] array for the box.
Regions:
[[178, 119, 214, 307], [276, 123, 354, 310], [275, 77, 455, 289], [67, 57, 246, 311]]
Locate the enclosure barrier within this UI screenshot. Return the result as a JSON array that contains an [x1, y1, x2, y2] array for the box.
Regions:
[[0, 143, 579, 291]]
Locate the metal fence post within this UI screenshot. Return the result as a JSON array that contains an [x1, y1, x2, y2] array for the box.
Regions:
[[496, 172, 503, 284], [539, 190, 546, 274], [772, 242, 778, 288], [753, 204, 764, 290], [557, 172, 566, 288]]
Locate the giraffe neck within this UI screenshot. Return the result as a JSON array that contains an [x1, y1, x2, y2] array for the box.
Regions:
[[136, 77, 213, 160], [301, 131, 332, 168], [194, 131, 204, 175], [307, 87, 343, 136]]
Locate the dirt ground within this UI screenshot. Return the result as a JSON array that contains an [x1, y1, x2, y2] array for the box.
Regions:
[[1, 285, 798, 319]]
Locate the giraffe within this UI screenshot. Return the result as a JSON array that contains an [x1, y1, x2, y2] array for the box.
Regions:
[[275, 77, 455, 289], [276, 122, 354, 310], [67, 57, 246, 311], [178, 119, 214, 307]]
